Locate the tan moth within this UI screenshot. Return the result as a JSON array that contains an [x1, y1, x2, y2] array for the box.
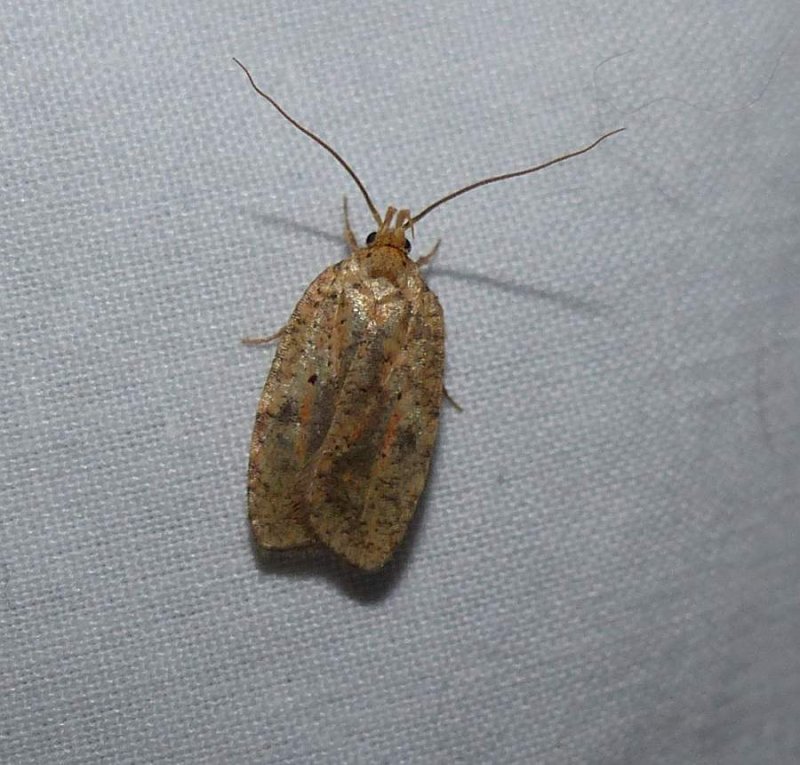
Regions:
[[235, 59, 622, 571]]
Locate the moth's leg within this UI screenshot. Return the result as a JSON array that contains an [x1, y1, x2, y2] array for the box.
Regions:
[[241, 326, 285, 346], [443, 385, 463, 412], [343, 196, 359, 253], [416, 240, 440, 268]]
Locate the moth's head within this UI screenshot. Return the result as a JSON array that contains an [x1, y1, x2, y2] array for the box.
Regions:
[[364, 206, 413, 254]]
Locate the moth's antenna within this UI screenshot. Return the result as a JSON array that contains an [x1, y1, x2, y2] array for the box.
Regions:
[[409, 128, 625, 226], [233, 58, 383, 226]]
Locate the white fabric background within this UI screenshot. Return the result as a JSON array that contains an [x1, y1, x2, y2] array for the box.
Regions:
[[3, 1, 799, 763]]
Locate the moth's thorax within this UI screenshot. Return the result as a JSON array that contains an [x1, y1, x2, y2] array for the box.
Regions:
[[354, 244, 414, 285]]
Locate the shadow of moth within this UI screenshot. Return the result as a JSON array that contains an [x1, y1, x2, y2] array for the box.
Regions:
[[235, 58, 623, 571]]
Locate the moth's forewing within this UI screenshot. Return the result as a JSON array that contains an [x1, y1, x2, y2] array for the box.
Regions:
[[248, 263, 349, 549], [306, 262, 445, 570]]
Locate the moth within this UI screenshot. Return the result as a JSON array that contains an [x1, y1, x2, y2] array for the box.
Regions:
[[235, 59, 622, 571]]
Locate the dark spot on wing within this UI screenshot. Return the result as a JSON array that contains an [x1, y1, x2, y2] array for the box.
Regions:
[[396, 426, 417, 455], [276, 398, 299, 423]]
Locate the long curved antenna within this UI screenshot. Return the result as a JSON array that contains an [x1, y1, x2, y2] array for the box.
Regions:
[[409, 127, 625, 226], [233, 58, 383, 226]]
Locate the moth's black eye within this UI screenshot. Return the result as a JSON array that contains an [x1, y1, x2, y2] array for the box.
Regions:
[[366, 232, 377, 245], [404, 238, 412, 253]]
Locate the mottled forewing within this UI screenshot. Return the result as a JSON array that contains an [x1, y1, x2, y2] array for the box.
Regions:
[[248, 261, 356, 550], [306, 276, 445, 570]]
